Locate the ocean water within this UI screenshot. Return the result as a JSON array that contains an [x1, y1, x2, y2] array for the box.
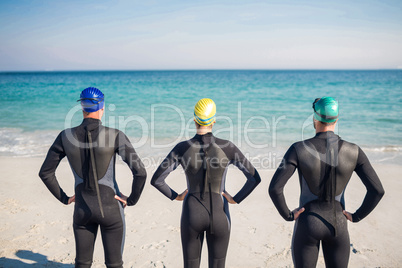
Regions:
[[0, 70, 401, 167]]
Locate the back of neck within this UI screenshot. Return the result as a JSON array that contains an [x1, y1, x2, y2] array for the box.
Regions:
[[197, 128, 212, 135]]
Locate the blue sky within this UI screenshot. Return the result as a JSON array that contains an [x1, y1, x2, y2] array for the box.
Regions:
[[0, 0, 401, 71]]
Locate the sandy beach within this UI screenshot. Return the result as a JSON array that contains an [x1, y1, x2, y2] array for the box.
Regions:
[[0, 156, 400, 267]]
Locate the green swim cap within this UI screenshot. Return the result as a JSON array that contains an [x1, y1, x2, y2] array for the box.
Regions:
[[312, 97, 339, 123]]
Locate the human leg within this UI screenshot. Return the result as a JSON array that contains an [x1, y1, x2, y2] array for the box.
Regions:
[[73, 222, 98, 268], [181, 194, 210, 268], [205, 228, 230, 268], [100, 219, 124, 268], [205, 195, 230, 268], [322, 213, 350, 268], [99, 189, 125, 268], [292, 216, 320, 268]]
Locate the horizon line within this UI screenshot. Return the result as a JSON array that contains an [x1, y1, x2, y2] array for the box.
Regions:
[[1, 68, 402, 73]]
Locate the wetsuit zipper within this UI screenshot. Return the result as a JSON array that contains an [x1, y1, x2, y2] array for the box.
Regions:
[[201, 145, 214, 234], [87, 131, 105, 218]]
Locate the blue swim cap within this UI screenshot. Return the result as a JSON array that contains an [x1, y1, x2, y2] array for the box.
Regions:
[[78, 87, 104, 113]]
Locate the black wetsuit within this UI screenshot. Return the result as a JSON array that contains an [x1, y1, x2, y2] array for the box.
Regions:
[[151, 133, 261, 268], [269, 131, 384, 268], [39, 118, 146, 268]]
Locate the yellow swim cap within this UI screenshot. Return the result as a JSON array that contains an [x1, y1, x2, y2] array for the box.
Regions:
[[194, 98, 216, 126]]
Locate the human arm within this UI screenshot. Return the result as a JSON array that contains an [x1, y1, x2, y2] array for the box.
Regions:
[[114, 192, 128, 208], [347, 148, 385, 222], [222, 191, 237, 204], [292, 207, 305, 220], [150, 144, 182, 200], [68, 195, 75, 204], [268, 145, 299, 221], [38, 132, 70, 205], [175, 189, 188, 201], [116, 132, 147, 206], [228, 143, 261, 204], [342, 210, 353, 221]]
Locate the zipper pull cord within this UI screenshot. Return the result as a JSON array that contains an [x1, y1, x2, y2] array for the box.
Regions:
[[87, 131, 105, 218]]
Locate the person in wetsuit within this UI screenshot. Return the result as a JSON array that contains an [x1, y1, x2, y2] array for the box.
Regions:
[[269, 97, 385, 268], [151, 98, 261, 268], [39, 87, 146, 268]]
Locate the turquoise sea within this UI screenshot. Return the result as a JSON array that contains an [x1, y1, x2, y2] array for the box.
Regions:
[[0, 70, 401, 167]]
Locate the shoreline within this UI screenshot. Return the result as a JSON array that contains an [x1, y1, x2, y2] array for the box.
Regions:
[[1, 147, 402, 169]]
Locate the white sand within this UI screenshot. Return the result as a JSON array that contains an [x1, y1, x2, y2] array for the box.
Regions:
[[0, 156, 400, 267]]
